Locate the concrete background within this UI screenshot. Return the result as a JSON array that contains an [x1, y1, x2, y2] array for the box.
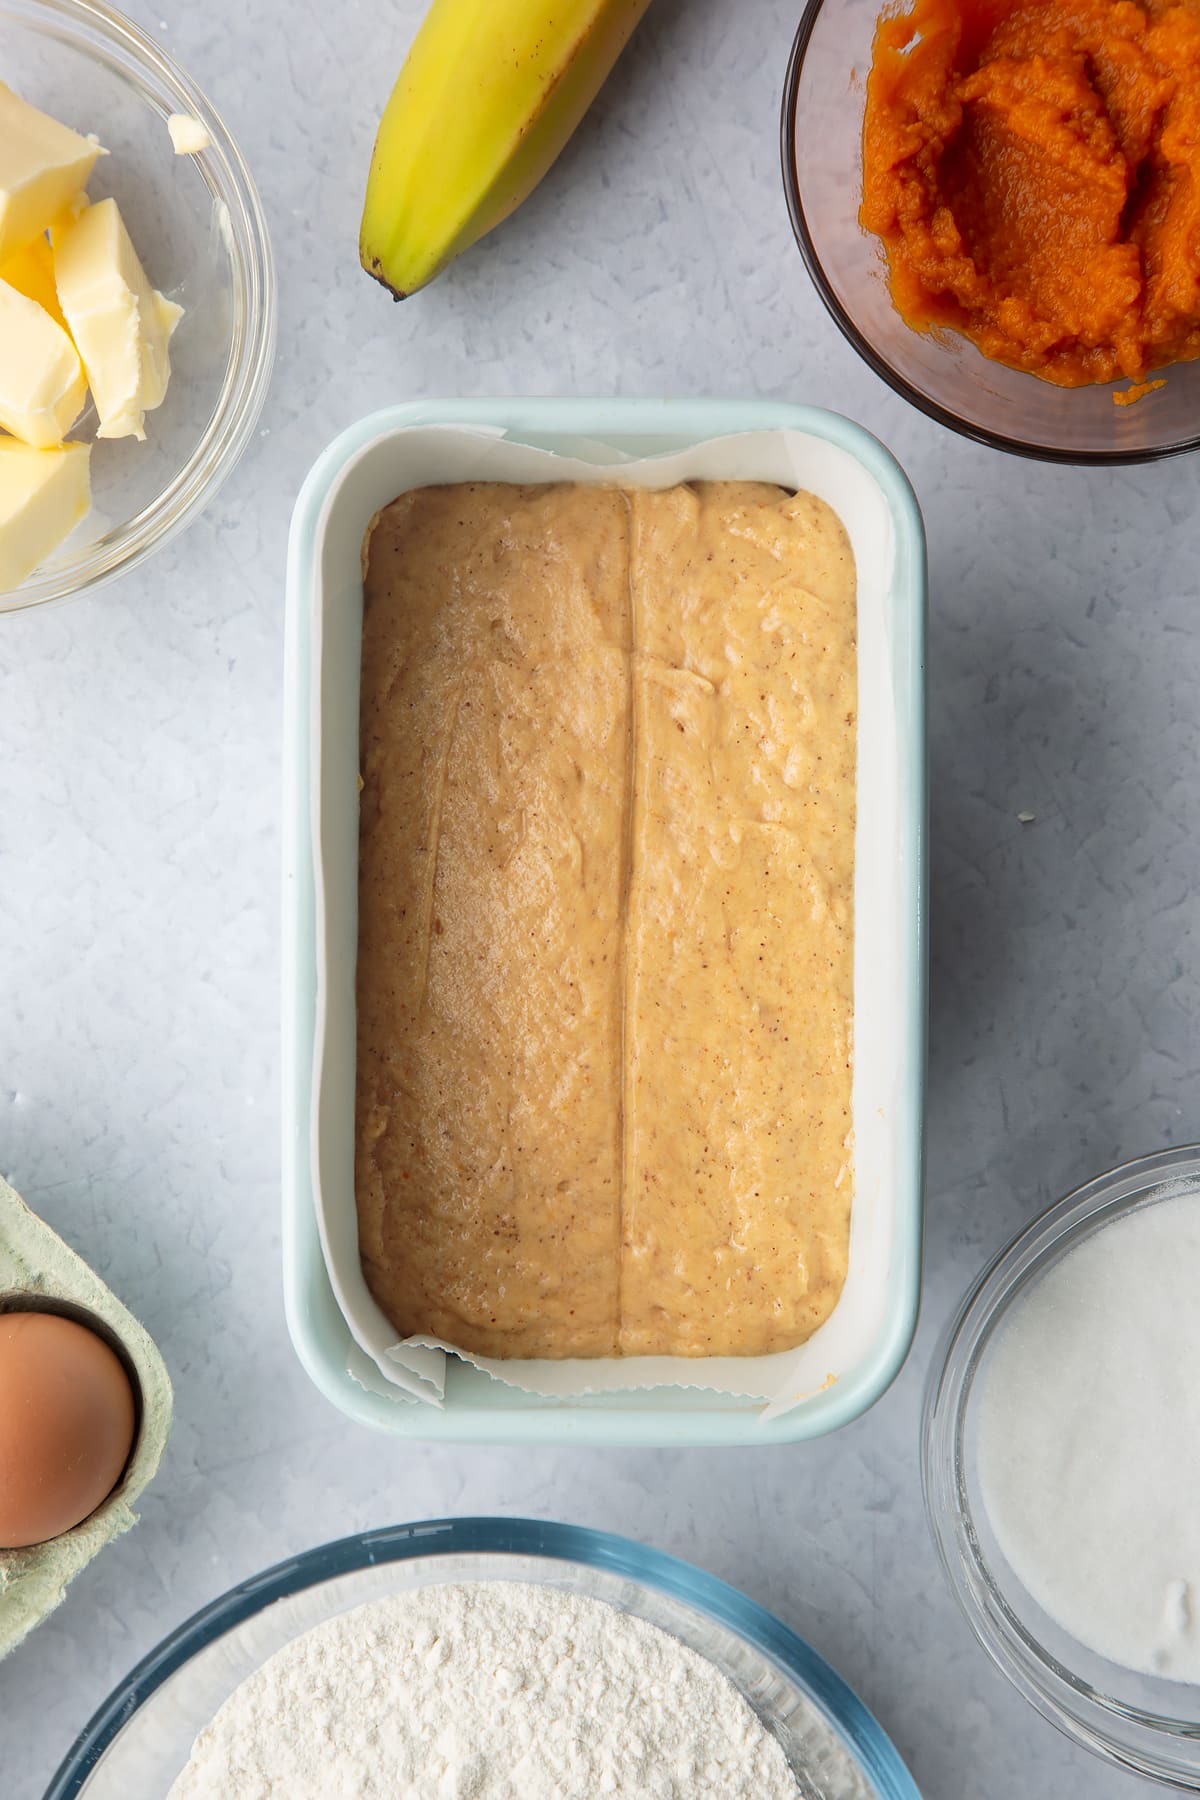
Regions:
[[3, 1, 1196, 1793]]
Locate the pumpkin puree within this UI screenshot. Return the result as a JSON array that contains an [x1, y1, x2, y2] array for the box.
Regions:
[[861, 0, 1200, 385]]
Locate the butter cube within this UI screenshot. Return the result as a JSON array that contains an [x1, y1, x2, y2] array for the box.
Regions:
[[167, 114, 212, 156], [53, 198, 183, 442], [47, 190, 90, 251], [0, 279, 86, 448], [0, 439, 91, 591], [0, 83, 102, 262], [0, 233, 70, 331]]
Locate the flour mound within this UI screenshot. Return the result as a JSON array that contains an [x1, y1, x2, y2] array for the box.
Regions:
[[168, 1581, 803, 1799]]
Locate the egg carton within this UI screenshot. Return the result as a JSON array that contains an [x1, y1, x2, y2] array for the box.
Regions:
[[0, 1175, 172, 1658]]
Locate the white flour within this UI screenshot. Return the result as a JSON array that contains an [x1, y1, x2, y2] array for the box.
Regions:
[[168, 1581, 863, 1799]]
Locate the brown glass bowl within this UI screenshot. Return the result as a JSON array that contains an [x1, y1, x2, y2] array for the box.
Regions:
[[781, 0, 1200, 464]]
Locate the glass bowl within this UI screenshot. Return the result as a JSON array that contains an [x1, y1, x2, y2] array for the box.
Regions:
[[923, 1145, 1200, 1790], [780, 1, 1200, 464], [1, 0, 275, 613], [45, 1517, 920, 1799]]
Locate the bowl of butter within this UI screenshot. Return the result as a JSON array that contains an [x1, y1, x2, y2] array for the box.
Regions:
[[0, 0, 275, 612]]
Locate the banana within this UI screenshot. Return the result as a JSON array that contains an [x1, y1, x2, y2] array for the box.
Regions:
[[360, 0, 654, 299]]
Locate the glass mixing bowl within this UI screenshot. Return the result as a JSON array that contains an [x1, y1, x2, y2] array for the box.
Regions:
[[924, 1146, 1200, 1790], [45, 1517, 920, 1799], [1, 0, 275, 612], [780, 0, 1200, 464]]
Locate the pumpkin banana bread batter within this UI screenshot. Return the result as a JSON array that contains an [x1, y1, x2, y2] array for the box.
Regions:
[[356, 482, 856, 1360]]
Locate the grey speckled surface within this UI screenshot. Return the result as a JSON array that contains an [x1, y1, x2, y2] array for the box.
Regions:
[[1, 0, 1197, 1795]]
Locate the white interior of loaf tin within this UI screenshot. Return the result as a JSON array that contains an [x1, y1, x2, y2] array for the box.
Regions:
[[309, 425, 903, 1416]]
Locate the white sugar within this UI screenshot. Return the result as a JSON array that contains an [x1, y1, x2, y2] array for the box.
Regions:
[[977, 1186, 1200, 1681]]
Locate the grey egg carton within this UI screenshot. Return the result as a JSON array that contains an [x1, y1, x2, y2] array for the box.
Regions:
[[0, 1175, 172, 1658]]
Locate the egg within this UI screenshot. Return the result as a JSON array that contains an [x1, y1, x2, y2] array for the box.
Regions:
[[0, 1310, 137, 1550]]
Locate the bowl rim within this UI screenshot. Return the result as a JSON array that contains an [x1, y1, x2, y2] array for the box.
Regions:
[[922, 1143, 1200, 1788], [779, 6, 1200, 469], [43, 1516, 923, 1800], [1, 0, 277, 612]]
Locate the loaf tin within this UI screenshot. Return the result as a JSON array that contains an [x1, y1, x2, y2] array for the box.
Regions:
[[283, 398, 926, 1446]]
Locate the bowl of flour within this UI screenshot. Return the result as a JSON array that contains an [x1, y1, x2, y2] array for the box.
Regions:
[[924, 1145, 1200, 1792], [43, 1518, 919, 1800]]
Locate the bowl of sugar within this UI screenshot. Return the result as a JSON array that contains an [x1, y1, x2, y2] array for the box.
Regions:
[[924, 1144, 1200, 1789]]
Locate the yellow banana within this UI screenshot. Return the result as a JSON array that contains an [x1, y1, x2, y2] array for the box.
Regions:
[[360, 0, 654, 299]]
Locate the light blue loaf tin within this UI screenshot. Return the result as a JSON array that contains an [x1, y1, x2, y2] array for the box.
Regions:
[[283, 398, 926, 1446]]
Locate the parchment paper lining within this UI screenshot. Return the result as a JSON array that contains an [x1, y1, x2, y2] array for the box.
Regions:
[[310, 426, 902, 1418]]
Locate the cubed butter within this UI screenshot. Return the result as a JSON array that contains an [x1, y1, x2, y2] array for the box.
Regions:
[[47, 190, 90, 250], [166, 114, 212, 155], [0, 279, 86, 448], [53, 198, 183, 442], [0, 83, 102, 262], [0, 439, 91, 591], [0, 233, 70, 332]]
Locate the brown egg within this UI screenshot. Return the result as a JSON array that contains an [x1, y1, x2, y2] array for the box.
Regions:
[[0, 1310, 137, 1550]]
